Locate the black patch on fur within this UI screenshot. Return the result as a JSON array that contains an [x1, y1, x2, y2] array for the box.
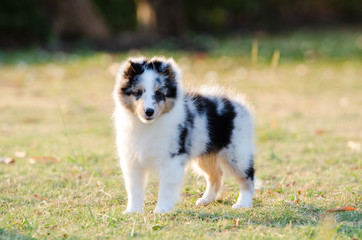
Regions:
[[245, 155, 255, 181], [134, 90, 143, 100], [147, 60, 177, 100], [124, 61, 146, 80], [152, 84, 176, 102], [185, 103, 194, 126], [148, 60, 164, 72], [165, 81, 177, 99], [191, 94, 206, 114], [170, 103, 194, 158], [121, 60, 147, 96], [121, 86, 133, 96], [153, 90, 166, 102], [177, 125, 188, 155], [121, 83, 143, 99], [190, 94, 236, 154]]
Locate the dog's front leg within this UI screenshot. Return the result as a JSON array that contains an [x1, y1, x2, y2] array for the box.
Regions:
[[121, 162, 146, 213], [154, 159, 185, 213]]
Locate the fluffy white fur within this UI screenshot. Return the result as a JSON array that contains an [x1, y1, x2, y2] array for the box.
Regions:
[[113, 57, 255, 213]]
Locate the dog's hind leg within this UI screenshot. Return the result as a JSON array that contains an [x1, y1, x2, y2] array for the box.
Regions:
[[221, 150, 255, 209], [194, 154, 223, 206]]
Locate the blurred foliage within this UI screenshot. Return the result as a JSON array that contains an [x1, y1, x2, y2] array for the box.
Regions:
[[91, 0, 136, 33], [0, 0, 136, 46], [185, 0, 362, 33], [1, 29, 361, 65], [0, 0, 361, 47], [0, 0, 50, 45]]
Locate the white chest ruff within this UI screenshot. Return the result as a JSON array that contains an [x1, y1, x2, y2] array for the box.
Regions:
[[115, 107, 182, 168]]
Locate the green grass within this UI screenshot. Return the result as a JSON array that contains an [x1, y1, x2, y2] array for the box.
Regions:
[[0, 29, 361, 239]]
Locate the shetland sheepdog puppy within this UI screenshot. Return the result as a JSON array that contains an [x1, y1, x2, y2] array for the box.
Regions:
[[113, 57, 255, 213]]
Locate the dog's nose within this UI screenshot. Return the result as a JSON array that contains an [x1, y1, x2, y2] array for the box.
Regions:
[[145, 108, 154, 117]]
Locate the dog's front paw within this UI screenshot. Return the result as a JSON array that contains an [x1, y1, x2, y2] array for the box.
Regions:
[[196, 197, 213, 206], [232, 201, 252, 209], [153, 205, 173, 214], [123, 207, 143, 214]]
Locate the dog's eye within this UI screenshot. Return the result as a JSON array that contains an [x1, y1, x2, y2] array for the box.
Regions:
[[134, 89, 143, 97], [155, 90, 164, 97]]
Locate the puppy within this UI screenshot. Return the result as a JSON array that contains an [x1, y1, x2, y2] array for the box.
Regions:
[[113, 57, 255, 213]]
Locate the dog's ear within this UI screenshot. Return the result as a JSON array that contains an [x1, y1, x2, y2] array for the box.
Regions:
[[151, 59, 167, 73], [150, 57, 181, 82], [123, 57, 147, 79]]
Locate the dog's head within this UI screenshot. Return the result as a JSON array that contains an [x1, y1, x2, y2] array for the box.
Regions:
[[114, 57, 181, 123]]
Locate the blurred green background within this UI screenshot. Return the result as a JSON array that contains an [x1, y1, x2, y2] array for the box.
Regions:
[[0, 0, 361, 50]]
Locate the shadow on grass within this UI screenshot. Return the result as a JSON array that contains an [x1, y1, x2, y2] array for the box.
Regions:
[[184, 202, 323, 227], [179, 203, 360, 238], [0, 228, 36, 240]]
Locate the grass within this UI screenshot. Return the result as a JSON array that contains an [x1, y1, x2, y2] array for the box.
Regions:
[[0, 28, 361, 239]]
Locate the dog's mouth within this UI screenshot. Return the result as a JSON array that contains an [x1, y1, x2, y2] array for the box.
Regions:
[[140, 115, 155, 123]]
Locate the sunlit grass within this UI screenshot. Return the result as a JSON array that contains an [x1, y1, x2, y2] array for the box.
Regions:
[[0, 29, 361, 239]]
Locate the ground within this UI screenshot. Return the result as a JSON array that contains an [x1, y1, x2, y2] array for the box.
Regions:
[[0, 29, 361, 239]]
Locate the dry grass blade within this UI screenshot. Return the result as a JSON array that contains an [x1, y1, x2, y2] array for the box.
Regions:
[[33, 194, 48, 201], [327, 206, 357, 212]]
